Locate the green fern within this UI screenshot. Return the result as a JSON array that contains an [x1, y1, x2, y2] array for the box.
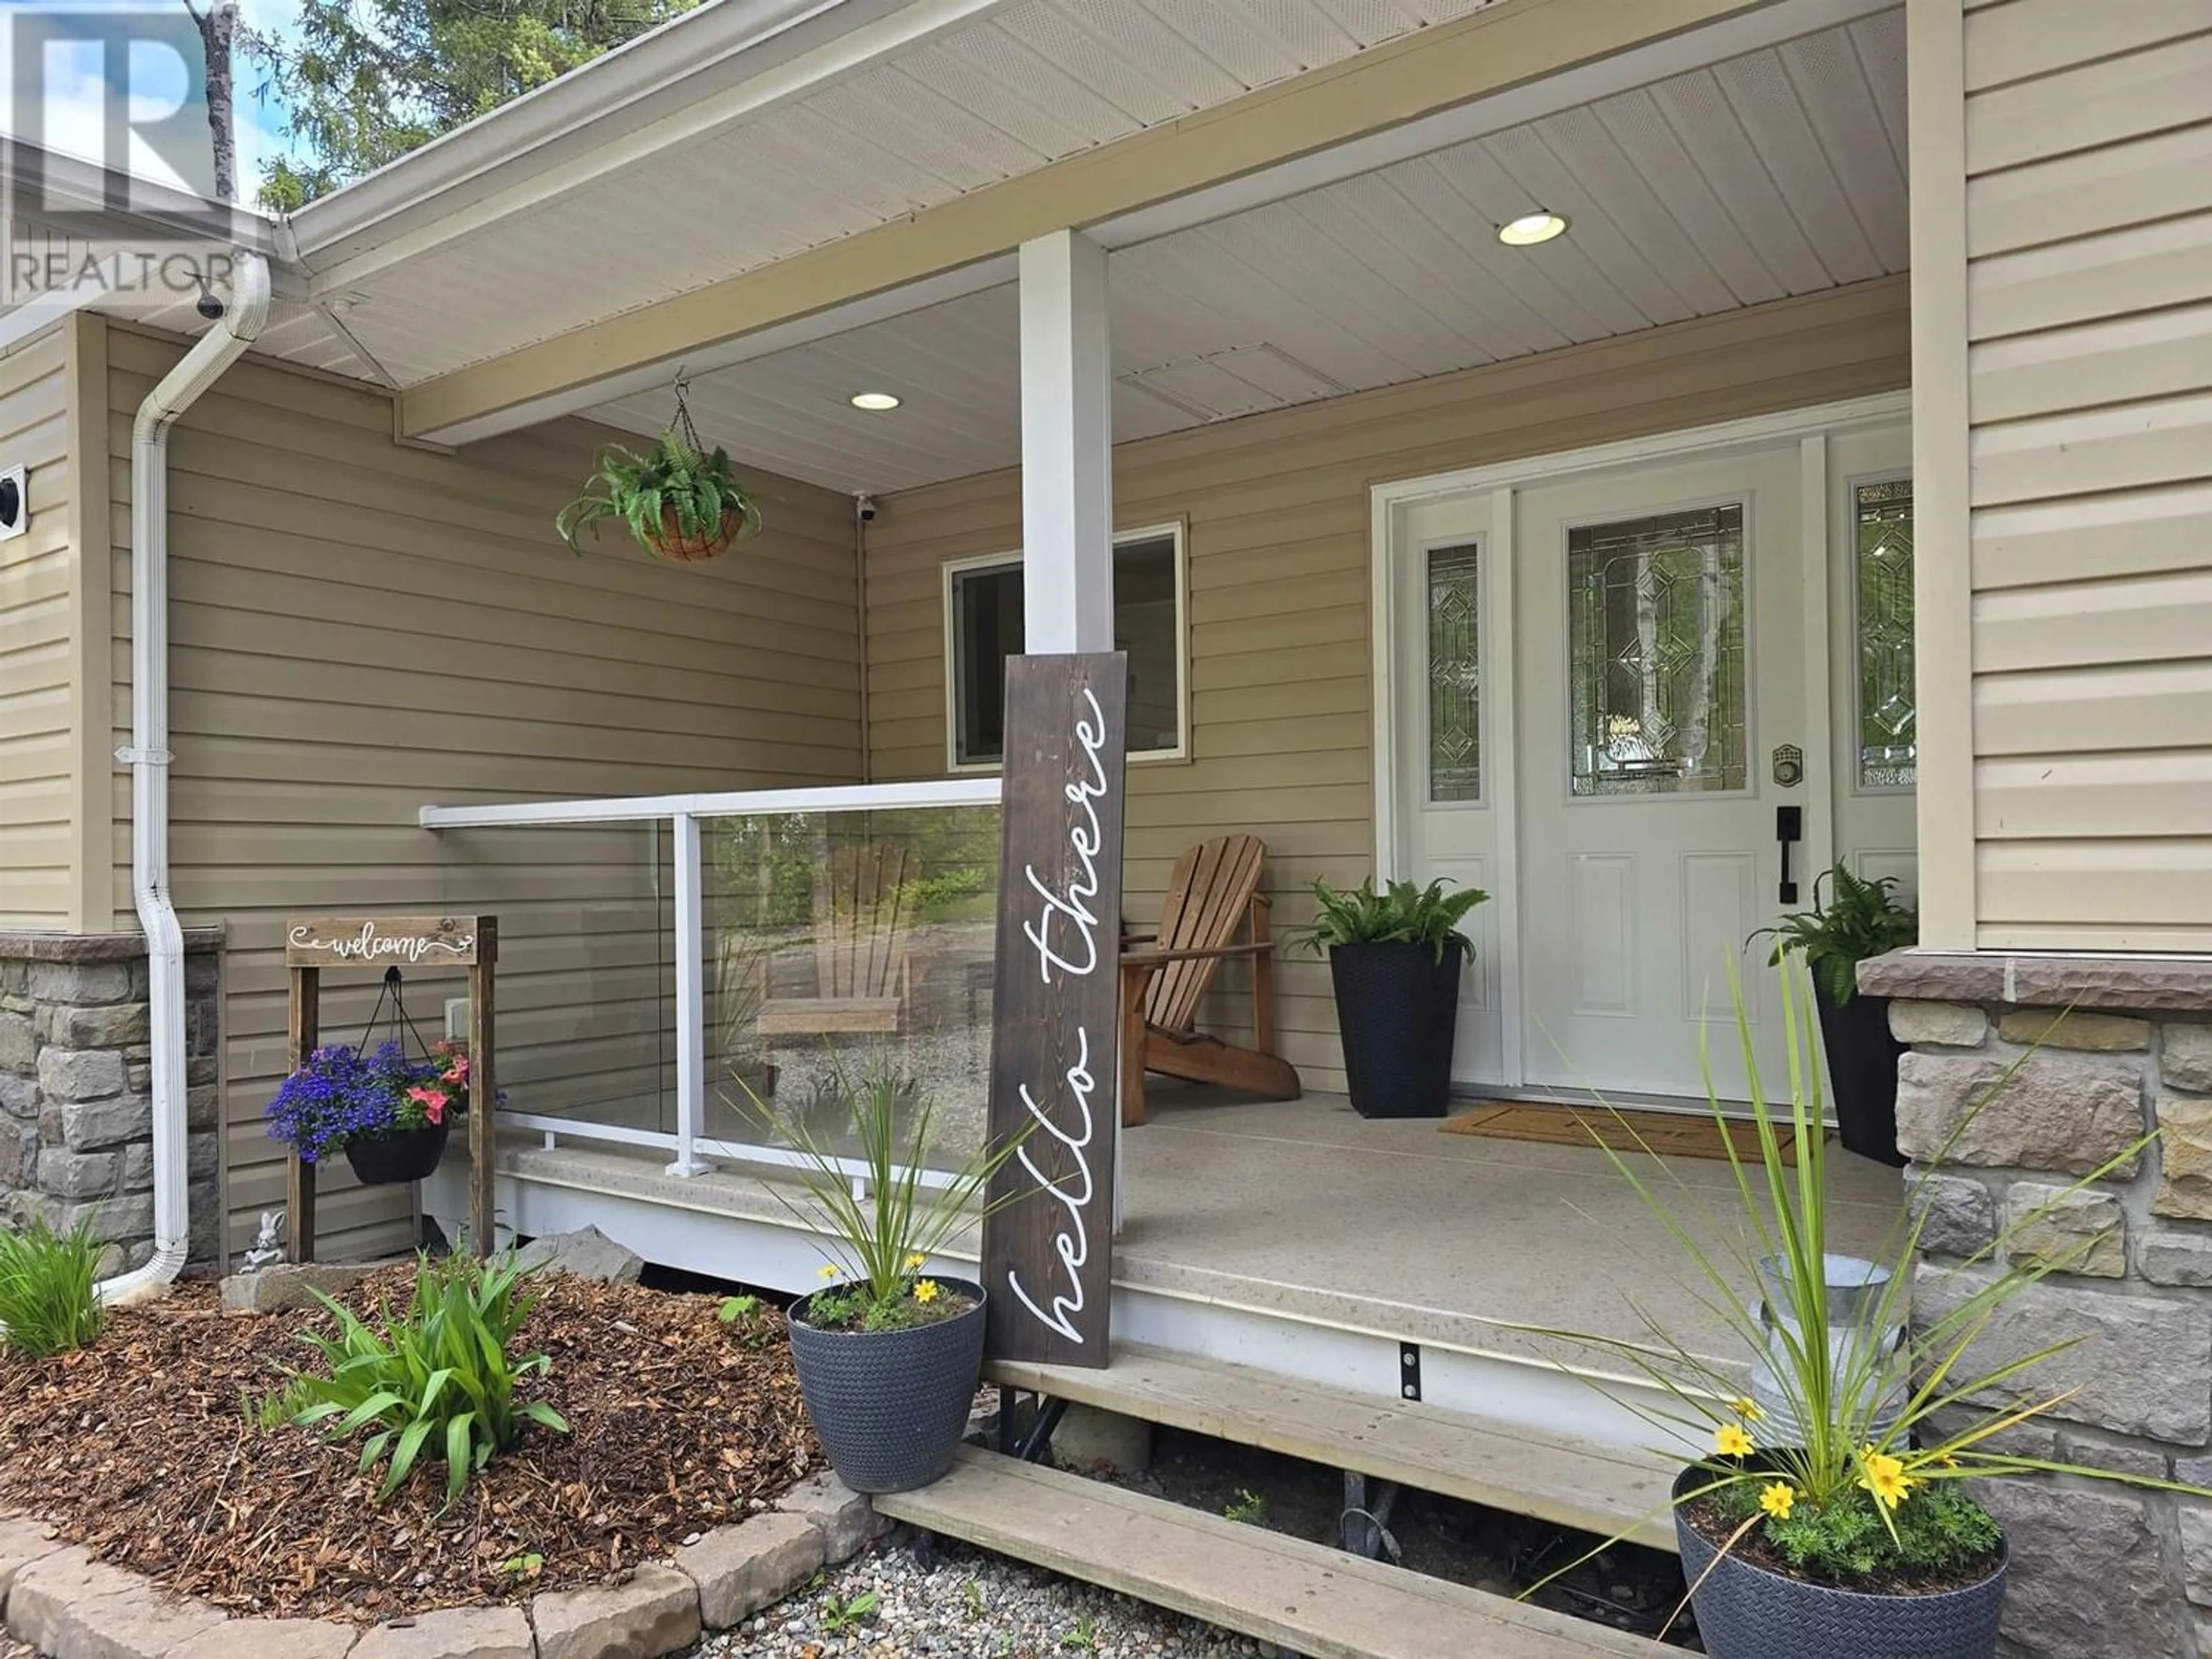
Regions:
[[1753, 864, 1918, 1006], [556, 430, 763, 556], [1290, 876, 1488, 964]]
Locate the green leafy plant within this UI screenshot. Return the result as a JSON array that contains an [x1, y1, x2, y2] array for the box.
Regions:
[[758, 1054, 1033, 1332], [1290, 876, 1488, 964], [498, 1552, 545, 1580], [556, 429, 763, 558], [0, 1210, 106, 1358], [961, 1577, 986, 1621], [270, 1251, 570, 1505], [717, 1294, 761, 1324], [1222, 1487, 1268, 1526], [1059, 1616, 1101, 1651], [1522, 963, 2202, 1603], [820, 1589, 879, 1633], [1753, 863, 1917, 1007]]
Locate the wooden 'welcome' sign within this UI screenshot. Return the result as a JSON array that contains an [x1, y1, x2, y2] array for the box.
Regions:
[[285, 916, 482, 967], [980, 653, 1128, 1368]]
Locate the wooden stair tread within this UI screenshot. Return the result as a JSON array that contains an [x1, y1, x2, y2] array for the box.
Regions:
[[987, 1343, 1675, 1552], [877, 1448, 1653, 1659]]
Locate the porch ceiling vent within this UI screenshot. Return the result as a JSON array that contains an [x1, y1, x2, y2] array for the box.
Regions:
[[1118, 343, 1350, 425]]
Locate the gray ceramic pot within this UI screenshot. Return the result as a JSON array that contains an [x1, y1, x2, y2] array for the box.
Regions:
[[786, 1278, 987, 1494], [1673, 1467, 2006, 1659]]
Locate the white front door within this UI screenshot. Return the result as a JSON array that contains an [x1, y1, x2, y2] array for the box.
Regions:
[[1513, 446, 1804, 1102]]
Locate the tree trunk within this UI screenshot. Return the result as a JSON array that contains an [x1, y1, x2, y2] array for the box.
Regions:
[[186, 0, 238, 202]]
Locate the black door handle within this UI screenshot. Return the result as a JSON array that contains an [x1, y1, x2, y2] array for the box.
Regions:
[[1777, 806, 1803, 906]]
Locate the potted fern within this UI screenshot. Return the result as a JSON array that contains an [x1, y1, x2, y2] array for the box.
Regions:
[[1756, 865, 1918, 1165], [556, 419, 763, 564], [1293, 877, 1487, 1119]]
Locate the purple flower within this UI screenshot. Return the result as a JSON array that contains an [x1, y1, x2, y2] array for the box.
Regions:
[[264, 1040, 457, 1160]]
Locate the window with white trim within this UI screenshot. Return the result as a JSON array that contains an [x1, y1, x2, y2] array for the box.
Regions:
[[945, 528, 1187, 768]]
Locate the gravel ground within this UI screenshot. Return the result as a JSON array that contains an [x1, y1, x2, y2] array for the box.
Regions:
[[693, 1533, 1271, 1658]]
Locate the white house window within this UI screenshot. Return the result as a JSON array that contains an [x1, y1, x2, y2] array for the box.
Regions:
[[945, 527, 1187, 769]]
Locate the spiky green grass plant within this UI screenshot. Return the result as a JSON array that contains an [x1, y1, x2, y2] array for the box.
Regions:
[[1524, 963, 2199, 1600], [0, 1210, 106, 1358]]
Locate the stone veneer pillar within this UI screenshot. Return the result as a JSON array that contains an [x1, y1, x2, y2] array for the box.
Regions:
[[1861, 949, 2212, 1659], [0, 930, 223, 1271]]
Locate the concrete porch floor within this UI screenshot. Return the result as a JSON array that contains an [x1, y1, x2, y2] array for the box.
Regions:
[[1115, 1086, 1908, 1372], [456, 1084, 1906, 1385]]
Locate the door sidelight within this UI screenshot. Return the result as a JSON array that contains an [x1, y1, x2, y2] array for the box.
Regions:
[[1777, 805, 1804, 905]]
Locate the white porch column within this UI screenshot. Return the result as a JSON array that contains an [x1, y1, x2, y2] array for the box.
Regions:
[[1019, 229, 1115, 653]]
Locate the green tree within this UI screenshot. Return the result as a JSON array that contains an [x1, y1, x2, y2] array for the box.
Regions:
[[245, 0, 703, 211]]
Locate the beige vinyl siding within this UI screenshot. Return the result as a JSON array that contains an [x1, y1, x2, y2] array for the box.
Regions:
[[102, 322, 863, 1258], [866, 278, 1911, 1090], [0, 324, 79, 928], [1959, 1, 2212, 950]]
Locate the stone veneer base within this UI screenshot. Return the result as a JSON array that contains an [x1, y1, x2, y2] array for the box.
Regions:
[[0, 929, 225, 1271], [0, 1474, 888, 1659], [1859, 948, 2212, 1659]]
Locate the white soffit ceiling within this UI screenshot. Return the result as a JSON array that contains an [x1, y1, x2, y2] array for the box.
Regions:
[[320, 0, 1512, 389], [592, 9, 1910, 494]]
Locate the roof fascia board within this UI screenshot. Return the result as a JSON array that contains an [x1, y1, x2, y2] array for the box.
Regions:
[[290, 0, 1012, 279], [400, 0, 1780, 444]]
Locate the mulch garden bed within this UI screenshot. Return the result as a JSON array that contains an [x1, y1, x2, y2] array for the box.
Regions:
[[0, 1266, 820, 1623]]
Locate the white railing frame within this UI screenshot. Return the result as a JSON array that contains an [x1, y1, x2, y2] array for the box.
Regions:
[[421, 778, 1003, 1183]]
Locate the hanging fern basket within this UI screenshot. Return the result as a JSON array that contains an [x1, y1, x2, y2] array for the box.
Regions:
[[648, 505, 756, 563], [557, 375, 765, 565]]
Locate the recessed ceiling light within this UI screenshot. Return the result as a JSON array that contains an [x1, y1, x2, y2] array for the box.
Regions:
[[1497, 211, 1569, 247], [850, 391, 902, 411]]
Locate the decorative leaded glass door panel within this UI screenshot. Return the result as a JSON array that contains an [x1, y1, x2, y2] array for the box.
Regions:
[[1514, 449, 1805, 1103]]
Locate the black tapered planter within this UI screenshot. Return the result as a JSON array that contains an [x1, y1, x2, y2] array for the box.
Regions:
[[342, 1117, 450, 1185], [787, 1278, 988, 1494], [1818, 992, 1907, 1166], [1330, 942, 1461, 1119], [1675, 1465, 2005, 1659]]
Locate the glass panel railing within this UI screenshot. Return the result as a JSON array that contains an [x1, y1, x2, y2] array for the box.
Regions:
[[436, 820, 676, 1135], [700, 803, 1000, 1177]]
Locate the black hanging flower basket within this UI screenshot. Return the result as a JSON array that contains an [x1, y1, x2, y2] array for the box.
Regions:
[[343, 1117, 451, 1186], [785, 1278, 987, 1494], [1817, 990, 1907, 1166], [1673, 1465, 2006, 1659], [1330, 942, 1461, 1118]]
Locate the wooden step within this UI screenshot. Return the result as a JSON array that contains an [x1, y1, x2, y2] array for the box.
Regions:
[[877, 1447, 1654, 1659], [988, 1343, 1676, 1552]]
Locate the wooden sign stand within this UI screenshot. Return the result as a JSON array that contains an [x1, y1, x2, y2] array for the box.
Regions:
[[281, 916, 498, 1263]]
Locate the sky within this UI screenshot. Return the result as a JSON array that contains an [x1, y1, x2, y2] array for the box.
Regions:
[[0, 0, 301, 205]]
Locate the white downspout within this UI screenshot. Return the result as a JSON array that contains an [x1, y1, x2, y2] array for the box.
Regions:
[[101, 251, 271, 1305]]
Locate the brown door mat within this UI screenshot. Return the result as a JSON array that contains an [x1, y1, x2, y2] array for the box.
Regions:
[[1441, 1100, 1802, 1165]]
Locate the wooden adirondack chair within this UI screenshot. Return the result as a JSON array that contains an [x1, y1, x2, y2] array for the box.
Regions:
[[757, 840, 915, 1037], [1118, 835, 1302, 1127]]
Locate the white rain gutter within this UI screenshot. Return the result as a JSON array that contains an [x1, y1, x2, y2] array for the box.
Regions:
[[101, 251, 271, 1305]]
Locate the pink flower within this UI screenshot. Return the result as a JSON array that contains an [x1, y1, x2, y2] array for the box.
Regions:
[[407, 1084, 447, 1124], [442, 1055, 470, 1084]]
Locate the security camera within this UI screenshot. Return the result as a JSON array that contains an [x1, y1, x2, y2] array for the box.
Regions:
[[855, 493, 878, 524], [0, 465, 22, 541], [195, 287, 226, 322]]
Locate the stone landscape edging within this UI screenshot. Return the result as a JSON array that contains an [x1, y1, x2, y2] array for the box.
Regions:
[[0, 1471, 889, 1659]]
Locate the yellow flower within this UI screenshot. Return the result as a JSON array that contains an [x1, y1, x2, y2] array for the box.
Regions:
[[1714, 1423, 1755, 1459], [906, 1252, 927, 1272], [817, 1264, 840, 1280], [1758, 1483, 1796, 1521], [1858, 1448, 1915, 1512], [914, 1278, 941, 1304], [1730, 1396, 1764, 1423]]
